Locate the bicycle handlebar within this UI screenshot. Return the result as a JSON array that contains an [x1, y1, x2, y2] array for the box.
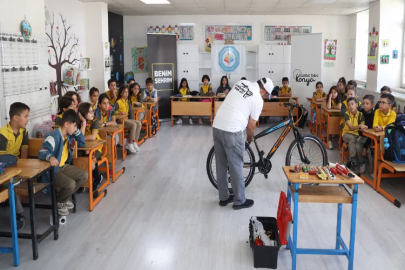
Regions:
[[282, 102, 303, 109]]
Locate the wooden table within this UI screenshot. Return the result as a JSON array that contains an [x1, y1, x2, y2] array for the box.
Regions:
[[320, 108, 341, 148], [99, 125, 125, 183], [261, 96, 299, 116], [361, 129, 384, 189], [0, 160, 58, 260], [76, 140, 107, 211], [171, 96, 214, 126], [308, 98, 327, 135], [0, 169, 21, 266], [283, 166, 363, 270], [115, 114, 128, 160]]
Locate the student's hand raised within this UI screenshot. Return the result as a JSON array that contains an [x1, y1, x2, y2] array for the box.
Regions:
[[49, 156, 59, 167]]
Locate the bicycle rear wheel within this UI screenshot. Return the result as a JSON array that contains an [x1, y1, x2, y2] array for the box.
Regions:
[[285, 134, 328, 167], [206, 144, 256, 190]]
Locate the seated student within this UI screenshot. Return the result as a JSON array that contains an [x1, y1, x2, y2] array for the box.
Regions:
[[216, 76, 231, 96], [64, 91, 81, 112], [375, 86, 398, 113], [199, 75, 213, 125], [106, 79, 118, 106], [312, 81, 327, 101], [115, 85, 142, 154], [359, 95, 375, 174], [373, 93, 397, 132], [89, 87, 99, 111], [38, 110, 88, 216], [128, 78, 135, 86], [129, 82, 145, 120], [176, 78, 193, 125], [95, 94, 116, 128], [144, 78, 158, 103], [337, 77, 347, 97], [55, 97, 76, 128], [325, 86, 342, 149], [341, 87, 362, 118], [77, 103, 104, 197], [279, 77, 292, 97], [0, 102, 30, 230], [342, 97, 368, 169]]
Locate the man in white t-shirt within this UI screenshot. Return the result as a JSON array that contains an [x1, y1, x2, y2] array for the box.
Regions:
[[213, 77, 273, 210]]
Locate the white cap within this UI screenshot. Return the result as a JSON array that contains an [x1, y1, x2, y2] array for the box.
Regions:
[[258, 77, 274, 94]]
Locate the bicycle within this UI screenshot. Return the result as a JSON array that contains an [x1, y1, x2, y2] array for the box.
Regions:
[[206, 103, 328, 190]]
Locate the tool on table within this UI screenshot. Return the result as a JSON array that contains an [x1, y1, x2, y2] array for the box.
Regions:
[[323, 166, 336, 180], [336, 164, 355, 178], [317, 166, 327, 180]]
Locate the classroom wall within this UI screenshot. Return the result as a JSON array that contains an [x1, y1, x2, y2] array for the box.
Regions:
[[366, 1, 380, 92], [355, 10, 369, 82], [123, 15, 353, 91]]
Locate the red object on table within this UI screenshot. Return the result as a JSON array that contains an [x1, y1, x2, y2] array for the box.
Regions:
[[277, 191, 293, 245]]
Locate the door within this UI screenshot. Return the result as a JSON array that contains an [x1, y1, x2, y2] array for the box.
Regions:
[[283, 45, 291, 64], [258, 63, 271, 79], [271, 45, 284, 64], [258, 45, 272, 63], [177, 45, 187, 63], [269, 63, 284, 86]]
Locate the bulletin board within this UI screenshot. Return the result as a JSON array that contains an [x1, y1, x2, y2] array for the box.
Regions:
[[146, 23, 195, 41], [263, 25, 312, 42], [0, 32, 50, 124], [204, 24, 253, 52]]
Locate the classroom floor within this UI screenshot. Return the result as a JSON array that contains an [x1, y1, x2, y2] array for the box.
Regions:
[[1, 119, 405, 270]]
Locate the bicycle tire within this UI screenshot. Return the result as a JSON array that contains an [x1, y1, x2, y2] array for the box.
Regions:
[[285, 134, 328, 167], [206, 144, 256, 190]]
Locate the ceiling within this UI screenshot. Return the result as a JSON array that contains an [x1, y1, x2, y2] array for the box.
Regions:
[[79, 0, 375, 16]]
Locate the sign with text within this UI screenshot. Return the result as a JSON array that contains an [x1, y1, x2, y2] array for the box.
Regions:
[[152, 64, 175, 90]]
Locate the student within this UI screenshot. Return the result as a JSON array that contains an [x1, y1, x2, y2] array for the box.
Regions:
[[176, 78, 193, 125], [341, 87, 362, 118], [373, 93, 397, 132], [325, 86, 342, 149], [337, 77, 347, 96], [216, 76, 231, 95], [360, 95, 375, 174], [279, 77, 292, 97], [38, 110, 88, 216], [241, 77, 247, 80], [128, 78, 135, 86], [144, 78, 158, 103], [64, 91, 81, 112], [199, 75, 213, 125], [78, 102, 104, 197], [312, 81, 327, 101], [106, 79, 118, 106], [89, 87, 99, 111], [0, 102, 30, 229], [55, 97, 76, 128], [115, 85, 142, 153], [129, 82, 144, 115], [375, 86, 398, 113], [342, 97, 368, 169], [347, 80, 357, 90], [95, 94, 116, 128]]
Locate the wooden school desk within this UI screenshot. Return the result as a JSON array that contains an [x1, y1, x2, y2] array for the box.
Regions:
[[283, 166, 364, 270], [0, 169, 21, 267], [308, 98, 326, 135], [361, 129, 384, 189], [115, 114, 128, 161], [75, 140, 106, 211], [171, 96, 214, 126], [319, 108, 341, 148], [0, 160, 58, 260], [99, 125, 125, 183], [255, 96, 299, 127]]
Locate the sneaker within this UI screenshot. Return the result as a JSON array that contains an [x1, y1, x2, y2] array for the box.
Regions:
[[133, 143, 141, 152], [176, 118, 182, 124], [328, 141, 333, 150], [77, 187, 86, 193], [359, 163, 366, 174], [16, 214, 25, 230], [346, 160, 356, 169], [58, 203, 69, 216], [219, 195, 234, 206], [65, 200, 74, 210], [198, 118, 203, 125], [189, 118, 193, 125], [233, 199, 254, 210], [126, 143, 137, 154]]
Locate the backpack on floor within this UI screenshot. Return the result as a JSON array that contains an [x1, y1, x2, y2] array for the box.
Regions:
[[151, 116, 158, 135], [384, 123, 405, 163]]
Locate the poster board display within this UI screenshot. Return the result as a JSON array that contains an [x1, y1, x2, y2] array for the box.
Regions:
[[263, 25, 312, 42], [146, 23, 195, 41], [204, 24, 252, 52]]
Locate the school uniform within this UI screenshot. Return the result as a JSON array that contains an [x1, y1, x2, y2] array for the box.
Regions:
[[115, 99, 142, 142], [373, 109, 396, 130], [342, 110, 367, 162]]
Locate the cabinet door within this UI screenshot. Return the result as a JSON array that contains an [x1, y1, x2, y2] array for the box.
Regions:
[[258, 63, 271, 79], [185, 44, 199, 63], [258, 45, 272, 64], [177, 62, 188, 81], [283, 45, 291, 64], [283, 64, 291, 78], [177, 45, 187, 63], [269, 63, 284, 82], [271, 45, 284, 64], [185, 62, 199, 81]]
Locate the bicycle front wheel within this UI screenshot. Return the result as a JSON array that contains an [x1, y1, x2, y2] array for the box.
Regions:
[[206, 144, 256, 190], [285, 134, 328, 167]]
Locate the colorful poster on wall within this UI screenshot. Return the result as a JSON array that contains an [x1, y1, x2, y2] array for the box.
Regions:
[[204, 25, 252, 52], [324, 39, 337, 60], [368, 27, 378, 60], [104, 41, 110, 73], [263, 25, 312, 42], [146, 24, 195, 41], [393, 50, 398, 59], [131, 47, 148, 74], [380, 55, 389, 64]]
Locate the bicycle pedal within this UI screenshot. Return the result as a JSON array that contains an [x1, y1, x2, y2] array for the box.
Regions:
[[264, 174, 268, 179]]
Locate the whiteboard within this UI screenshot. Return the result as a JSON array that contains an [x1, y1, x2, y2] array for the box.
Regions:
[[290, 34, 323, 110]]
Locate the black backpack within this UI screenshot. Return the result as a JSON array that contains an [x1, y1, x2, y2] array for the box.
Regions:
[[151, 116, 158, 135], [384, 123, 405, 163]]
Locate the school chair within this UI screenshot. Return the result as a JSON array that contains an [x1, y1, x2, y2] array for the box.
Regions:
[[133, 108, 149, 146], [376, 136, 405, 208], [341, 142, 350, 165]]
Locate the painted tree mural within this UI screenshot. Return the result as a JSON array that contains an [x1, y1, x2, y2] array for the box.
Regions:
[[46, 12, 81, 97], [327, 43, 335, 55]]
